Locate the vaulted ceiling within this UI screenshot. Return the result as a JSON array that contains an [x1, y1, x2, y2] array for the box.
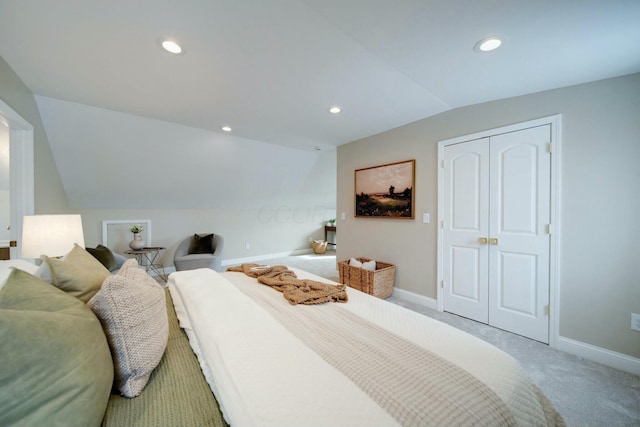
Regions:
[[1, 0, 639, 151]]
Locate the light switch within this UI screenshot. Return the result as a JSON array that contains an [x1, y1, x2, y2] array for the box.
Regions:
[[422, 213, 430, 224], [341, 212, 346, 220]]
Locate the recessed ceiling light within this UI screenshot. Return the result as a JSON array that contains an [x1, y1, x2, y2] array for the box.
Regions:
[[473, 36, 506, 53], [328, 106, 342, 114], [161, 40, 183, 54], [221, 126, 232, 132]]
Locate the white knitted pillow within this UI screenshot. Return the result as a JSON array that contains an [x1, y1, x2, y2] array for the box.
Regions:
[[362, 260, 376, 271], [88, 259, 168, 397], [349, 258, 363, 267]]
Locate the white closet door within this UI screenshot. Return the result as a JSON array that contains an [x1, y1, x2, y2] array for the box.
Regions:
[[488, 125, 551, 343], [442, 138, 490, 323], [442, 125, 551, 343]]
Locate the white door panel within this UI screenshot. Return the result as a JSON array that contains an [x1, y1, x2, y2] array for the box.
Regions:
[[442, 138, 489, 323], [489, 125, 551, 342], [497, 251, 537, 316]]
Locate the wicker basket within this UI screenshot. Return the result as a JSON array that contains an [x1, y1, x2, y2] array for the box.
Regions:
[[338, 257, 395, 298], [311, 240, 328, 254]]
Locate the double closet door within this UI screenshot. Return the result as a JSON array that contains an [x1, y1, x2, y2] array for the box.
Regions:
[[441, 124, 551, 343]]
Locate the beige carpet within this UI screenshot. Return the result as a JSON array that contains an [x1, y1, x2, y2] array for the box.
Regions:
[[245, 251, 640, 427]]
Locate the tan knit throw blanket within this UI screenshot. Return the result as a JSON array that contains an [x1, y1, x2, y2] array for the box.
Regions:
[[226, 264, 348, 305]]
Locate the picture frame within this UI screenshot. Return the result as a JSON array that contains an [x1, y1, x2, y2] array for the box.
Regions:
[[355, 159, 415, 219], [101, 219, 152, 252]]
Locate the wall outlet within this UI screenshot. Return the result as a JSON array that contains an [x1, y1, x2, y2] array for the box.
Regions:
[[632, 313, 640, 332]]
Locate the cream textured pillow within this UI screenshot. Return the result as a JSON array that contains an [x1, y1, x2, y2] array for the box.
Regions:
[[88, 259, 168, 398], [38, 244, 111, 302]]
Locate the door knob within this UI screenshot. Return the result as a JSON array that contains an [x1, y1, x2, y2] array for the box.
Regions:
[[489, 238, 498, 245], [478, 237, 488, 244]]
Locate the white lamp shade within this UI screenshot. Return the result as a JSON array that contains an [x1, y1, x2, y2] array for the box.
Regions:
[[21, 214, 85, 258]]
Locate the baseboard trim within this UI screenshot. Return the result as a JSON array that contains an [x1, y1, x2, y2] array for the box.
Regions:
[[391, 287, 438, 310], [221, 249, 315, 267], [556, 336, 640, 376]]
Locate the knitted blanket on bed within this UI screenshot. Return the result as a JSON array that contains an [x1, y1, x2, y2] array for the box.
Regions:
[[226, 264, 348, 305]]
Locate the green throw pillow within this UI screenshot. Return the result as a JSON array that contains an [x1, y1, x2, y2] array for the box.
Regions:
[[187, 233, 214, 254], [43, 244, 111, 302], [0, 268, 114, 427], [86, 244, 118, 271]]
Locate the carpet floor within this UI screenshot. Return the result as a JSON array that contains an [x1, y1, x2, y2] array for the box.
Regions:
[[246, 251, 640, 427]]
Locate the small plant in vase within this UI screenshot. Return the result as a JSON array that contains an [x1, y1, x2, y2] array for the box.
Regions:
[[129, 224, 145, 250], [327, 219, 336, 227]]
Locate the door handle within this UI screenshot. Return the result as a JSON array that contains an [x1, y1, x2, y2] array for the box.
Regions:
[[489, 238, 498, 245], [478, 237, 488, 244], [9, 240, 17, 247]]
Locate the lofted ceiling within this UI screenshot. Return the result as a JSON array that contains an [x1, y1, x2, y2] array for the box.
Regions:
[[0, 0, 639, 151]]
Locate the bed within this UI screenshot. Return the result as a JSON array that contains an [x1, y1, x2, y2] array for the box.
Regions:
[[168, 264, 565, 427]]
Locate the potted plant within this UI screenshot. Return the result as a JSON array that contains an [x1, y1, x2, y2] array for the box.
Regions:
[[327, 218, 336, 227], [129, 224, 145, 250]]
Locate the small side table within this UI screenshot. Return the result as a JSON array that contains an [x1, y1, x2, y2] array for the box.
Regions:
[[324, 225, 336, 247], [124, 247, 167, 281]]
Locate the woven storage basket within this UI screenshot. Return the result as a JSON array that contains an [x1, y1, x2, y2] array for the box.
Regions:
[[338, 257, 395, 298], [311, 240, 328, 254]]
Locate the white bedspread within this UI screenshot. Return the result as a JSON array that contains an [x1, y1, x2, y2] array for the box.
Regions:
[[168, 267, 559, 427]]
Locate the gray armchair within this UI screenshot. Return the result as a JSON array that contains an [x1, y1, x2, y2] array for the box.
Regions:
[[173, 233, 224, 272]]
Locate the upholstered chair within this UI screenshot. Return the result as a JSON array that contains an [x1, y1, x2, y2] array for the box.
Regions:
[[173, 233, 224, 272]]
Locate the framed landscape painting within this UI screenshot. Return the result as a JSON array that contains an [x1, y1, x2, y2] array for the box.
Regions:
[[355, 159, 415, 219]]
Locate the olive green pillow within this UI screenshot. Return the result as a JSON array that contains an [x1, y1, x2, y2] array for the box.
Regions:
[[86, 244, 118, 272], [0, 268, 114, 427], [41, 243, 111, 302]]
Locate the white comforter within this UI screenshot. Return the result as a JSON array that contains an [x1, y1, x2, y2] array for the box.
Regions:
[[168, 267, 557, 427]]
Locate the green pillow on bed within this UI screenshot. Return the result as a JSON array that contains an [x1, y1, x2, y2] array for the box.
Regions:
[[0, 268, 114, 427], [40, 244, 111, 302]]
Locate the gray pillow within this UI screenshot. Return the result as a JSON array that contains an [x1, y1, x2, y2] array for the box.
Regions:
[[0, 268, 114, 427], [88, 259, 168, 397]]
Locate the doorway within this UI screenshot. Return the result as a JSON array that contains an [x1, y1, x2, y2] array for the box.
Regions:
[[0, 97, 35, 260], [1, 124, 9, 259], [437, 116, 560, 344]]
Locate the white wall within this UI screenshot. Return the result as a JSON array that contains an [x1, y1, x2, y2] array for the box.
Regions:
[[337, 73, 640, 361], [35, 96, 336, 210], [79, 206, 335, 267], [33, 96, 337, 263], [0, 56, 68, 215]]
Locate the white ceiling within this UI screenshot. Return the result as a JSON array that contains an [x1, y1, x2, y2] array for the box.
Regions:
[[1, 0, 639, 150]]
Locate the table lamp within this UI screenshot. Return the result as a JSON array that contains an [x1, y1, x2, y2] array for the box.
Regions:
[[21, 214, 85, 259]]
